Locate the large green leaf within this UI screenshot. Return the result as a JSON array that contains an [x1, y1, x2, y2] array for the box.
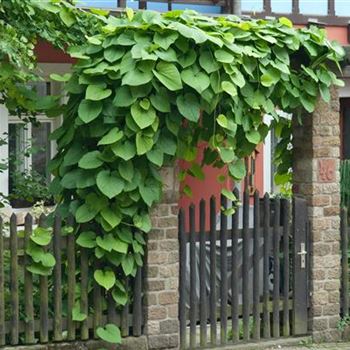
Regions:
[[214, 49, 234, 63], [86, 84, 112, 101], [131, 102, 157, 129], [97, 127, 123, 145], [136, 133, 154, 155], [97, 170, 125, 199], [228, 159, 246, 180], [94, 269, 116, 291], [111, 141, 136, 161], [154, 31, 178, 50], [76, 203, 99, 223], [139, 178, 161, 206], [30, 227, 52, 246], [104, 46, 125, 63], [96, 324, 121, 344], [100, 208, 122, 229], [181, 68, 209, 94], [176, 93, 200, 122], [153, 62, 182, 91], [199, 50, 219, 73], [113, 86, 136, 107], [118, 161, 134, 182], [77, 231, 97, 248], [261, 68, 281, 87], [221, 81, 237, 97], [122, 69, 153, 86], [78, 100, 102, 124], [79, 151, 103, 169], [122, 254, 135, 276], [150, 89, 170, 113]]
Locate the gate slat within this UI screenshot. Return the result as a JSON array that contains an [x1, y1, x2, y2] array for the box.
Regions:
[[209, 197, 217, 346], [108, 290, 118, 324], [0, 217, 4, 346], [10, 214, 19, 345], [292, 197, 308, 335], [189, 204, 197, 349], [220, 195, 228, 345], [231, 189, 239, 343], [67, 217, 76, 341], [253, 191, 261, 340], [24, 214, 35, 344], [179, 208, 187, 349], [263, 193, 271, 339], [282, 200, 290, 336], [341, 208, 349, 315], [53, 215, 63, 341], [80, 247, 89, 340], [273, 198, 281, 338], [242, 189, 250, 341], [199, 199, 207, 347]]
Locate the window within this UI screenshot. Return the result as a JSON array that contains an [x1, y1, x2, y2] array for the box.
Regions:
[[8, 82, 55, 197]]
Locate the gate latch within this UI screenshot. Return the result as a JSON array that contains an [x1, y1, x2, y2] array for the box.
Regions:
[[297, 242, 307, 269]]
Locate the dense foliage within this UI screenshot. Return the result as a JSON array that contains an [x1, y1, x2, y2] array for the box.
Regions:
[[46, 9, 344, 343], [0, 0, 106, 116]]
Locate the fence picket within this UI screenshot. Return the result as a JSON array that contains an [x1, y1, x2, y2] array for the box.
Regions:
[[132, 266, 142, 336], [24, 214, 34, 344], [341, 208, 349, 315], [179, 208, 186, 349], [231, 188, 239, 343], [242, 189, 250, 341], [67, 217, 76, 341], [10, 214, 19, 345], [108, 291, 118, 324], [263, 193, 271, 339], [253, 190, 261, 340], [209, 196, 217, 346], [39, 214, 49, 344], [80, 247, 89, 340], [93, 261, 102, 340], [121, 278, 129, 337], [0, 217, 4, 346], [282, 199, 290, 336], [273, 198, 281, 338], [189, 204, 197, 349], [220, 195, 228, 345], [199, 199, 207, 347], [53, 215, 63, 341]]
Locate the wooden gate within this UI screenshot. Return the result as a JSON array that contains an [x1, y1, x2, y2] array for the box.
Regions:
[[178, 190, 309, 349]]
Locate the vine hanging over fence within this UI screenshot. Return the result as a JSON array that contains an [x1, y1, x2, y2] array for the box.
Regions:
[[49, 8, 344, 343]]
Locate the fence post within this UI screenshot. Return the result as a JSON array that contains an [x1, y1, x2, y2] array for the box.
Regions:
[[293, 87, 341, 341], [144, 166, 180, 350]]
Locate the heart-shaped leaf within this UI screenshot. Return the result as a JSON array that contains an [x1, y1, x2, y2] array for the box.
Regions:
[[86, 84, 112, 101], [78, 100, 102, 123], [131, 102, 157, 129], [31, 227, 52, 246], [79, 151, 103, 169], [77, 231, 96, 248], [97, 127, 123, 145], [181, 68, 210, 94], [176, 93, 200, 122], [94, 269, 116, 291], [97, 170, 124, 199], [96, 324, 121, 344], [153, 62, 182, 91]]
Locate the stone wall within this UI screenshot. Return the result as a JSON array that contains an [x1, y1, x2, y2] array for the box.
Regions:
[[293, 87, 341, 341], [143, 167, 180, 350]]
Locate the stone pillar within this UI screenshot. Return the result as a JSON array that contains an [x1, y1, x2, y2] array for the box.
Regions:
[[144, 167, 180, 350], [293, 87, 341, 341]]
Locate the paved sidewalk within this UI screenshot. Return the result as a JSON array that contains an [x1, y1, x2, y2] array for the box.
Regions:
[[266, 343, 350, 349]]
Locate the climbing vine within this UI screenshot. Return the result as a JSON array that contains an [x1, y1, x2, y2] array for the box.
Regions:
[[0, 0, 106, 116], [49, 9, 344, 343]]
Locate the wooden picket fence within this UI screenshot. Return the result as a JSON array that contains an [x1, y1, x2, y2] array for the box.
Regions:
[[178, 190, 309, 349], [0, 214, 143, 347]]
